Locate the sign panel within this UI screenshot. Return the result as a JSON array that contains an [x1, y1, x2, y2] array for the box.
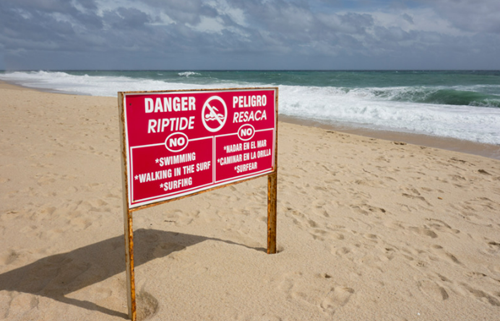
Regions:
[[120, 88, 277, 209]]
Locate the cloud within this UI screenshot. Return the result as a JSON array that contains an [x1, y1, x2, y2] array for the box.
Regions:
[[0, 0, 499, 69], [424, 0, 500, 33], [103, 7, 151, 29], [402, 13, 414, 24]]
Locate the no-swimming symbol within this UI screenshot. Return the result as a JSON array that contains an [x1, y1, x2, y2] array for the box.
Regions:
[[202, 96, 227, 132]]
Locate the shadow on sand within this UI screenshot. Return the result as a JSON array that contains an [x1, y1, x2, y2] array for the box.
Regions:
[[0, 228, 264, 319]]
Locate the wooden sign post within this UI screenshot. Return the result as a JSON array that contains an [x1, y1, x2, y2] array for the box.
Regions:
[[118, 88, 278, 320]]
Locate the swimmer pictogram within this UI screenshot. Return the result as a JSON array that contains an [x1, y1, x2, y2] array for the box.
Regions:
[[202, 96, 227, 132]]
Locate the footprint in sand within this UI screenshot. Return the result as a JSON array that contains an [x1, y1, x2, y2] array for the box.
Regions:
[[409, 226, 438, 239], [460, 284, 500, 307], [417, 280, 449, 301], [429, 245, 461, 265], [136, 290, 159, 320], [320, 286, 355, 316], [487, 241, 500, 253], [425, 218, 460, 235], [402, 193, 432, 206]]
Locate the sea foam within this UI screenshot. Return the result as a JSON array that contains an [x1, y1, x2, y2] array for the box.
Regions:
[[1, 71, 499, 145]]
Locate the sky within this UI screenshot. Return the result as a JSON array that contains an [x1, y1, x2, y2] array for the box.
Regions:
[[1, 0, 499, 70]]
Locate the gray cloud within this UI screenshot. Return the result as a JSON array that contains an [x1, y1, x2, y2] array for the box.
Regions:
[[103, 7, 152, 30], [424, 0, 500, 33], [402, 13, 413, 24], [0, 0, 499, 69]]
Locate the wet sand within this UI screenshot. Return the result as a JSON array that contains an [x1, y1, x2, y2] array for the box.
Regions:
[[280, 115, 500, 161]]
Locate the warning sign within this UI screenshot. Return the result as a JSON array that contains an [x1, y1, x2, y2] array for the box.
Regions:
[[119, 88, 277, 209]]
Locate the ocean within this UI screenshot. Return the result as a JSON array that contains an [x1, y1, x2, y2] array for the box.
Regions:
[[1, 70, 500, 146]]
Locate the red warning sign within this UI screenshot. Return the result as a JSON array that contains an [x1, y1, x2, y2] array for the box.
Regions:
[[120, 88, 277, 209]]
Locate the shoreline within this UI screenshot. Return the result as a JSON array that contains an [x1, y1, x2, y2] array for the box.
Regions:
[[0, 79, 92, 96], [280, 115, 500, 161], [2, 80, 498, 161]]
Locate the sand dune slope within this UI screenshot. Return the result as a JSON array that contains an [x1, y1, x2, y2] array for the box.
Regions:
[[1, 83, 499, 320]]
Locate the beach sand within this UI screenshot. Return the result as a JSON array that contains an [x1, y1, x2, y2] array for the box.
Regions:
[[1, 81, 499, 320]]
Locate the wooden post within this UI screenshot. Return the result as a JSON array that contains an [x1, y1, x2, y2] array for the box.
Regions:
[[118, 93, 137, 320], [267, 87, 278, 254], [123, 210, 136, 321], [267, 172, 277, 254]]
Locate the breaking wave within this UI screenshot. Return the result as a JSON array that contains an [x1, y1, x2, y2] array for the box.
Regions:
[[178, 71, 201, 77], [1, 70, 500, 145]]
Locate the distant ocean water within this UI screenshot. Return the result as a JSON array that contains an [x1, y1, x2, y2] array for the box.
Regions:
[[1, 70, 500, 145]]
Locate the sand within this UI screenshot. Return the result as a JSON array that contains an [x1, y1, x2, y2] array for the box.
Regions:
[[1, 81, 499, 320]]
